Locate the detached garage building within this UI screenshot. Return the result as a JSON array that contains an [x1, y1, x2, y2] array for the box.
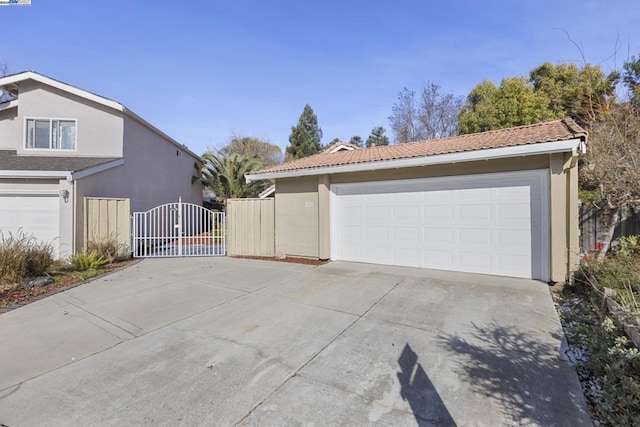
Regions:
[[246, 119, 587, 283]]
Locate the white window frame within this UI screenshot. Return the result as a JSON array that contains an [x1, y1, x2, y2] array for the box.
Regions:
[[24, 117, 78, 151]]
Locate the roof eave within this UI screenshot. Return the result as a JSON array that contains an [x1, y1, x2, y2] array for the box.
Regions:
[[0, 72, 202, 162], [246, 138, 584, 181], [0, 158, 125, 181], [0, 170, 72, 179]]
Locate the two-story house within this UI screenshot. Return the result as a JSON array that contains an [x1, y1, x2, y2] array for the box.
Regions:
[[0, 71, 202, 258]]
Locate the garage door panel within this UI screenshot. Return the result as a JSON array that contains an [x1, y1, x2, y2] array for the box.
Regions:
[[392, 226, 420, 243], [392, 206, 419, 221], [498, 203, 531, 219], [363, 206, 389, 222], [458, 251, 493, 271], [365, 226, 390, 242], [424, 250, 454, 268], [0, 194, 59, 258], [392, 248, 421, 266], [364, 246, 391, 263], [424, 205, 454, 220], [333, 170, 549, 280], [459, 205, 492, 222], [458, 228, 492, 245], [497, 229, 530, 246]]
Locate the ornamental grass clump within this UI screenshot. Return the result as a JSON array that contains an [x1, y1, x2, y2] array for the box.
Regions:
[[69, 250, 110, 271], [0, 230, 53, 284]]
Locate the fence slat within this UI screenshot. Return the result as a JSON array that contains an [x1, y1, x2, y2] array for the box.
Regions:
[[227, 198, 275, 257]]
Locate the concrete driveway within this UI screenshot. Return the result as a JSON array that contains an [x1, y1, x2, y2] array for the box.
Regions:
[[0, 258, 590, 426]]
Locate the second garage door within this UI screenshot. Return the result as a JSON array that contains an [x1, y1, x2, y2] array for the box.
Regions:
[[331, 170, 549, 281], [0, 194, 60, 258]]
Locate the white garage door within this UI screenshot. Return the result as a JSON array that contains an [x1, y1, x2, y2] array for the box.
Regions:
[[0, 194, 60, 257], [331, 170, 549, 280]]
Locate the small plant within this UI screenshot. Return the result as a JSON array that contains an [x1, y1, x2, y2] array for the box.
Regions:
[[86, 233, 127, 261], [616, 235, 640, 258], [0, 230, 53, 283], [69, 250, 110, 271]]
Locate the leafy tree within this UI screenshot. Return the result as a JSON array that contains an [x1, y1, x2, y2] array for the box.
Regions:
[[389, 83, 462, 143], [349, 135, 363, 147], [201, 152, 265, 200], [623, 55, 640, 110], [221, 135, 283, 165], [0, 59, 12, 102], [286, 104, 323, 160], [458, 77, 558, 134], [530, 62, 617, 126], [366, 126, 390, 147], [580, 102, 640, 257]]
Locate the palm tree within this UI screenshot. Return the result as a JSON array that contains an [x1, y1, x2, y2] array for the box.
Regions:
[[201, 152, 266, 201]]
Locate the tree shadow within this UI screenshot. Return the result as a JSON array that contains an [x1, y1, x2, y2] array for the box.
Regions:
[[439, 322, 588, 425], [397, 343, 457, 426]]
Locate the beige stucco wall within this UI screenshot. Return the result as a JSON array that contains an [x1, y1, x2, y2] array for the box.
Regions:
[[7, 81, 124, 157], [73, 114, 202, 251], [275, 153, 580, 282], [275, 176, 319, 258], [0, 106, 19, 150]]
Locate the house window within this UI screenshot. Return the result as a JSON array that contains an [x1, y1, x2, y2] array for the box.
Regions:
[[25, 118, 76, 150]]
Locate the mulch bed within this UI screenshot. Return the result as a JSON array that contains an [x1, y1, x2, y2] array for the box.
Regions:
[[231, 255, 327, 265], [0, 259, 138, 314]]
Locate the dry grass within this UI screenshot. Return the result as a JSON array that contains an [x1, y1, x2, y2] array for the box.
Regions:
[[0, 230, 53, 284]]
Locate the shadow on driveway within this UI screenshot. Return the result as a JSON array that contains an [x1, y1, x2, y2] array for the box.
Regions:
[[398, 343, 457, 426], [439, 322, 588, 425]]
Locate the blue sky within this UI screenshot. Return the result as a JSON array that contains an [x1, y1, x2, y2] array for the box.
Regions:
[[2, 1, 639, 155]]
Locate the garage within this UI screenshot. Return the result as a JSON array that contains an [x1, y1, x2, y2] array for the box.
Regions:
[[246, 118, 586, 283], [331, 170, 549, 280], [0, 193, 60, 256]]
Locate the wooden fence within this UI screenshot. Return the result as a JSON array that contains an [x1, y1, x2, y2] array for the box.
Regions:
[[227, 198, 275, 257], [580, 205, 640, 252], [83, 197, 131, 254]]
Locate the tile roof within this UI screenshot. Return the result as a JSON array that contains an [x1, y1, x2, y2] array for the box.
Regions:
[[0, 150, 121, 172], [254, 118, 587, 176]]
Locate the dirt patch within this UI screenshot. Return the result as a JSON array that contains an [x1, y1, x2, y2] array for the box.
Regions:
[[0, 259, 137, 313], [231, 255, 327, 265]]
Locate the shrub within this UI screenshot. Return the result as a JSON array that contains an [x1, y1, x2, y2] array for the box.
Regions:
[[584, 318, 640, 425], [616, 235, 640, 258], [86, 234, 124, 262], [69, 250, 110, 271], [576, 256, 640, 313], [0, 230, 53, 283]]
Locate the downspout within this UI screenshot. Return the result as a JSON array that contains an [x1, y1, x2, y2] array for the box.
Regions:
[[67, 172, 76, 254]]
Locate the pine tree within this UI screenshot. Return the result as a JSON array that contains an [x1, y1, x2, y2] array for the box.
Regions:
[[286, 104, 323, 159], [366, 126, 390, 147]]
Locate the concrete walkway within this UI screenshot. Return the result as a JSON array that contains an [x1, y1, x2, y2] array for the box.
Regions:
[[0, 258, 590, 426]]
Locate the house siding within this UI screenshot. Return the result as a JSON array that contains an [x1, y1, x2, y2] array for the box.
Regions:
[[73, 114, 201, 251], [11, 81, 124, 157], [275, 176, 319, 258], [0, 107, 20, 150]]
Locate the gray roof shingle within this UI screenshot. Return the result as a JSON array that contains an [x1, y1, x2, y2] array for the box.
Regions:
[[0, 150, 121, 172]]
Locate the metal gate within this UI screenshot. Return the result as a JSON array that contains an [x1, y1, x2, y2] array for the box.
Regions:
[[132, 198, 225, 258]]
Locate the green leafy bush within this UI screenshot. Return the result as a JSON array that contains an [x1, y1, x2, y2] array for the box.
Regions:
[[584, 318, 640, 425], [558, 294, 640, 425], [69, 250, 110, 271], [617, 235, 640, 258], [576, 256, 640, 309], [0, 230, 53, 283]]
